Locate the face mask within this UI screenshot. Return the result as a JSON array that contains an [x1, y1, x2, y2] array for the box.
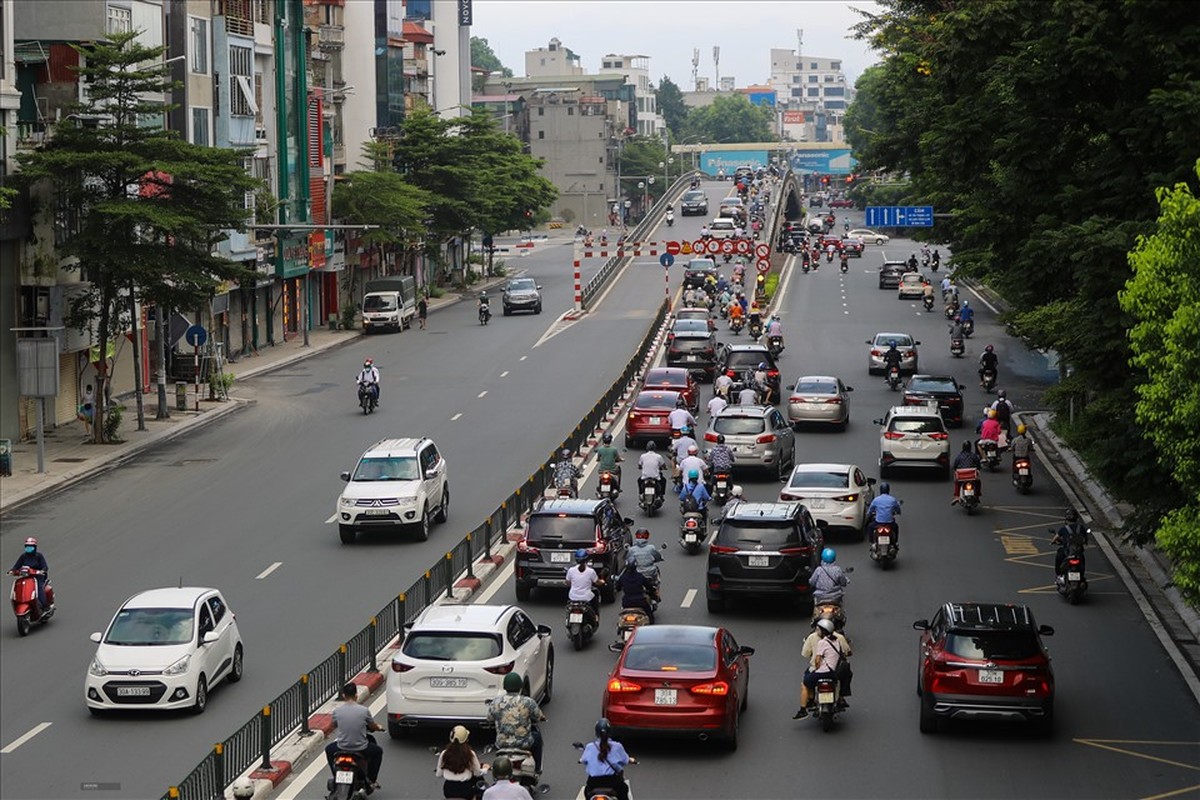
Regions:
[[25, 546, 35, 554]]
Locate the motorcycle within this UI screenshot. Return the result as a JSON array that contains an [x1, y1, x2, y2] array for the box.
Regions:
[[665, 210, 675, 227], [886, 364, 902, 391], [748, 321, 763, 341], [1053, 531, 1089, 605], [608, 605, 652, 652], [840, 259, 849, 274], [981, 367, 997, 392], [955, 468, 981, 514], [326, 748, 371, 800], [597, 469, 621, 500], [979, 439, 1001, 471], [566, 599, 600, 651], [638, 476, 665, 516], [811, 673, 846, 733], [729, 316, 744, 335], [868, 520, 899, 569], [486, 745, 542, 792], [710, 472, 732, 505], [923, 294, 936, 312], [357, 382, 378, 415], [571, 742, 635, 799], [679, 510, 706, 554], [478, 303, 491, 326], [550, 464, 579, 499], [801, 260, 810, 274], [9, 567, 55, 636], [576, 225, 590, 237], [962, 318, 975, 337], [1012, 456, 1033, 494], [944, 303, 958, 320], [950, 337, 965, 357], [767, 335, 784, 358], [811, 598, 849, 629]]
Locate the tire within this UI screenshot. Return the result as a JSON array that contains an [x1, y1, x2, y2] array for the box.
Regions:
[[540, 650, 555, 705], [881, 557, 892, 571], [601, 582, 617, 604], [503, 307, 512, 316], [571, 624, 584, 652], [515, 582, 532, 602], [434, 484, 449, 524], [1034, 707, 1055, 738], [706, 594, 725, 614], [724, 709, 740, 750], [919, 698, 938, 734], [536, 304, 543, 314], [227, 644, 244, 683], [821, 711, 834, 733], [16, 614, 30, 637], [416, 507, 430, 541], [192, 675, 208, 715], [339, 525, 356, 544], [388, 720, 408, 740], [740, 676, 749, 712]]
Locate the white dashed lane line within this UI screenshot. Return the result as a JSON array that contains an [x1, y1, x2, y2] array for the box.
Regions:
[[324, 513, 337, 525], [451, 412, 463, 421], [1, 722, 52, 754], [681, 589, 697, 608], [255, 562, 283, 580], [477, 391, 488, 398], [500, 371, 509, 378]]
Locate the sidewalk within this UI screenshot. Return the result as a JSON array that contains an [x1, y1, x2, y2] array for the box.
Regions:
[[0, 277, 506, 517]]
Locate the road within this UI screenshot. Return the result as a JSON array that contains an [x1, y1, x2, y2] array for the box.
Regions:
[[283, 206, 1198, 800], [0, 184, 732, 800]]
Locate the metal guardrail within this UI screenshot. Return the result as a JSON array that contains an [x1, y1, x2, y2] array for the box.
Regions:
[[163, 298, 671, 800]]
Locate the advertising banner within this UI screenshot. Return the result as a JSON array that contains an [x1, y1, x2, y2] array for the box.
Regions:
[[701, 150, 769, 174], [790, 149, 858, 175], [782, 110, 805, 125]]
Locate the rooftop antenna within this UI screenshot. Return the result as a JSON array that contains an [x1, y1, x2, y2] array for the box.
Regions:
[[712, 46, 720, 88], [797, 28, 804, 59], [692, 48, 699, 91]]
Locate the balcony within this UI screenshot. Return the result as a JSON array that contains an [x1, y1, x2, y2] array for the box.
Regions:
[[404, 56, 428, 76], [319, 25, 344, 49], [15, 121, 50, 149]]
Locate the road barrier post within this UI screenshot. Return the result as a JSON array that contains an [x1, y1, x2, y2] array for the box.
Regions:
[[214, 742, 226, 788], [259, 708, 271, 768], [338, 644, 348, 687], [368, 618, 378, 672], [300, 674, 311, 733]]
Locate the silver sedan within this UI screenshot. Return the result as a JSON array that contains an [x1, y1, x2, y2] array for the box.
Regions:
[[785, 376, 853, 430], [867, 332, 920, 374]]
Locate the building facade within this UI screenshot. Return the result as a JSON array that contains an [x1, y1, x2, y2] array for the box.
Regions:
[[768, 49, 852, 143]]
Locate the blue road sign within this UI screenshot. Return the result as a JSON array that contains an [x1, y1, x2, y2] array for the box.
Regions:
[[659, 253, 675, 268], [184, 325, 208, 348], [864, 206, 935, 228]]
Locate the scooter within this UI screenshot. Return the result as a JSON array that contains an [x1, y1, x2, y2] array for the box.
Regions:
[[923, 294, 936, 312], [1053, 533, 1089, 605], [749, 321, 763, 341], [357, 382, 378, 415], [981, 368, 997, 392], [840, 259, 849, 274], [326, 748, 371, 800], [962, 318, 975, 337], [811, 597, 849, 629], [950, 337, 965, 357], [550, 464, 579, 499], [10, 567, 55, 637], [767, 336, 784, 358], [638, 477, 665, 516], [886, 364, 902, 391], [729, 316, 744, 335], [801, 260, 810, 274], [665, 210, 675, 227], [488, 746, 542, 792], [608, 605, 652, 652], [979, 440, 1001, 471], [572, 742, 636, 799], [955, 468, 981, 515], [679, 510, 706, 554], [1012, 457, 1033, 494], [868, 520, 898, 569], [479, 303, 491, 326], [566, 599, 599, 651], [597, 469, 621, 500], [710, 472, 732, 505]]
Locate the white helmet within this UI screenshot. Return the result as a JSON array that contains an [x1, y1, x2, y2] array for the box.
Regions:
[[816, 618, 836, 635], [731, 485, 744, 498]]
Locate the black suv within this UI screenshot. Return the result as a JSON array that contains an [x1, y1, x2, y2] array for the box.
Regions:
[[717, 344, 781, 401], [680, 190, 709, 216], [879, 261, 906, 289], [706, 502, 824, 613], [666, 331, 717, 380], [515, 499, 632, 603], [683, 259, 718, 290]]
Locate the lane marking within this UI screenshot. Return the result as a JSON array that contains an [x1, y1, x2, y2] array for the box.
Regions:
[[478, 391, 488, 399], [520, 356, 527, 361], [965, 283, 1000, 314], [500, 371, 509, 378], [1074, 738, 1200, 773], [324, 513, 337, 525], [255, 561, 283, 580], [681, 588, 697, 608], [451, 413, 463, 421], [476, 559, 516, 604], [1, 722, 52, 754]]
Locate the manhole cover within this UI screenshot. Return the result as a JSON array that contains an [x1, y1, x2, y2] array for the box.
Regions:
[[168, 458, 218, 467], [53, 457, 88, 463]]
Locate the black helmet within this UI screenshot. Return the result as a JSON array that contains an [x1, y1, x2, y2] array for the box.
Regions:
[[676, 396, 686, 408], [491, 756, 513, 779], [1065, 509, 1078, 523], [961, 441, 972, 452], [879, 482, 891, 494], [646, 441, 657, 451], [595, 718, 612, 737], [717, 434, 726, 444], [602, 433, 613, 445]]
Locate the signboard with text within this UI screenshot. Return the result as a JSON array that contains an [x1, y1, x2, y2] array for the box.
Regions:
[[457, 0, 472, 25], [701, 150, 769, 174], [864, 206, 935, 228], [790, 149, 857, 175]]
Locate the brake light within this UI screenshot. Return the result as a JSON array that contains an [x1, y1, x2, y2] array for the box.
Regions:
[[1067, 558, 1081, 567], [391, 661, 414, 673], [768, 369, 779, 378], [690, 681, 730, 696], [515, 539, 537, 554], [789, 395, 802, 404], [593, 539, 608, 554], [964, 482, 975, 492], [831, 494, 858, 502], [779, 492, 800, 501], [928, 432, 949, 441], [779, 545, 810, 556], [607, 678, 643, 693], [757, 433, 776, 443], [870, 349, 882, 357], [904, 350, 915, 358], [685, 519, 699, 529], [704, 432, 719, 442], [883, 431, 905, 440], [709, 544, 737, 555], [904, 396, 920, 405], [824, 397, 843, 404]]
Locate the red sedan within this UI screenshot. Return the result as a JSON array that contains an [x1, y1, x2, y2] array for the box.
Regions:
[[624, 391, 680, 449], [643, 367, 699, 415], [602, 625, 754, 749], [829, 198, 854, 208]]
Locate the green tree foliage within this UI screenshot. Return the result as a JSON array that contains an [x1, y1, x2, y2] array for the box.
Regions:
[[618, 137, 672, 202], [471, 37, 512, 93], [1120, 162, 1200, 603], [654, 76, 688, 137], [332, 171, 430, 248], [0, 126, 14, 211], [15, 32, 256, 442], [849, 0, 1200, 511], [683, 94, 776, 144]]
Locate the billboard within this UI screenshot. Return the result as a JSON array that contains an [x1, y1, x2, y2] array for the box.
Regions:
[[791, 149, 858, 175], [782, 110, 805, 125], [701, 150, 769, 174]]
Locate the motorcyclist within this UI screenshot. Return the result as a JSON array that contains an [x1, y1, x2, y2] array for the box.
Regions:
[[683, 286, 700, 307], [482, 756, 532, 800], [679, 469, 711, 520], [637, 441, 668, 497], [478, 291, 491, 321], [667, 396, 696, 434], [866, 482, 902, 546], [665, 207, 675, 226], [810, 548, 849, 605], [923, 281, 936, 306], [977, 409, 1003, 456], [725, 485, 745, 513], [748, 303, 763, 333], [949, 317, 965, 342], [1052, 509, 1090, 577], [907, 253, 919, 272], [671, 426, 698, 467], [356, 358, 380, 405], [325, 682, 384, 791], [978, 344, 999, 386], [567, 548, 605, 620], [700, 223, 710, 239], [728, 299, 744, 327], [766, 315, 784, 351], [752, 362, 773, 404], [737, 292, 749, 315], [578, 718, 633, 800], [707, 392, 728, 419], [706, 434, 736, 475], [932, 249, 941, 269], [678, 444, 708, 486], [553, 449, 581, 496], [991, 389, 1015, 437], [959, 299, 974, 324], [839, 250, 850, 271], [487, 671, 547, 773], [881, 340, 904, 378], [714, 371, 734, 400], [794, 618, 845, 719], [952, 441, 983, 504], [737, 381, 760, 406], [801, 615, 853, 706], [1010, 423, 1034, 461], [715, 274, 729, 294], [10, 537, 50, 609], [626, 528, 663, 583], [595, 432, 623, 489]]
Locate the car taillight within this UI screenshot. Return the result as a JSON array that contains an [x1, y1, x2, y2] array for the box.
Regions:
[[607, 678, 643, 693], [904, 396, 920, 405], [904, 350, 915, 358], [870, 349, 882, 357], [516, 539, 537, 554], [709, 544, 737, 555], [757, 433, 776, 443], [704, 432, 719, 442], [883, 431, 905, 440], [767, 369, 779, 378], [690, 681, 730, 696], [779, 492, 800, 501], [928, 432, 949, 441], [789, 395, 802, 404], [831, 494, 858, 502], [824, 397, 843, 404], [391, 661, 414, 673], [779, 545, 810, 556], [484, 661, 515, 675]]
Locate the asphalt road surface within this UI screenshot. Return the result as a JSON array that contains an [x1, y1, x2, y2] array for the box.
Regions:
[[277, 207, 1199, 799]]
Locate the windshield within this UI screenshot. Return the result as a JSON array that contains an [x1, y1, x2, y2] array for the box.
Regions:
[[670, 337, 712, 354], [363, 295, 397, 312], [105, 608, 194, 646], [687, 260, 716, 271], [789, 470, 849, 489], [353, 456, 420, 481], [890, 418, 944, 434], [507, 279, 536, 292], [716, 521, 798, 549], [635, 393, 678, 410], [623, 643, 716, 672], [722, 198, 743, 206], [874, 335, 914, 347], [909, 377, 957, 393], [795, 380, 838, 395], [525, 515, 597, 545], [946, 632, 1041, 661], [714, 416, 765, 436], [673, 320, 710, 333], [402, 632, 503, 661], [682, 191, 705, 202], [726, 351, 773, 370]]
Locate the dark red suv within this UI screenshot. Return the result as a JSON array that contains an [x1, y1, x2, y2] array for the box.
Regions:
[[913, 602, 1055, 735], [625, 391, 680, 449], [643, 367, 699, 415]]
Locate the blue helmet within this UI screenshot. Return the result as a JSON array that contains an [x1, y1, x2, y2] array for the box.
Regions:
[[888, 339, 898, 348], [879, 482, 891, 494], [575, 549, 588, 562], [821, 547, 836, 564]]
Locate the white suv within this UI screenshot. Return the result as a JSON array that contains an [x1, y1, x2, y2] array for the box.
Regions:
[[337, 437, 449, 543], [873, 404, 951, 478]]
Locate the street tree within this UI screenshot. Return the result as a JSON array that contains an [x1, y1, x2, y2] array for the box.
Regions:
[[16, 31, 257, 442], [471, 36, 512, 93], [654, 76, 688, 137], [1120, 161, 1200, 604], [683, 94, 775, 144], [618, 137, 672, 205]]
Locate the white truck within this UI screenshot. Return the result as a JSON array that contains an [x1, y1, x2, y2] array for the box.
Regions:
[[362, 277, 417, 333]]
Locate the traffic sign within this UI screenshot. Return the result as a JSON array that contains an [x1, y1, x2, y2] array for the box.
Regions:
[[692, 239, 706, 254], [735, 240, 751, 255], [720, 240, 735, 254], [705, 239, 721, 254], [756, 258, 771, 274], [184, 325, 208, 348], [681, 242, 694, 255], [755, 243, 770, 258], [864, 205, 934, 228], [659, 253, 675, 268], [666, 240, 681, 256]]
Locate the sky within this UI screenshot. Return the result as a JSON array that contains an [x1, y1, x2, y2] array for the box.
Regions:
[[469, 1, 883, 89]]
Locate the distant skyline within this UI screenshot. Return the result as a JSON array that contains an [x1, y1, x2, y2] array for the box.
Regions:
[[469, 1, 882, 89]]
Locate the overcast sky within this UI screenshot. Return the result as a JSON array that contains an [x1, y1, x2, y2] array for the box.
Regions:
[[469, 1, 883, 89]]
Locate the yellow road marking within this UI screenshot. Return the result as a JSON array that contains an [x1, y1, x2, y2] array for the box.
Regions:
[[1074, 738, 1200, 772], [1000, 534, 1041, 556], [1140, 783, 1200, 800]]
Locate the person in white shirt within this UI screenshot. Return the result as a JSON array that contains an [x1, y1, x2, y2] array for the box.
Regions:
[[667, 400, 695, 433], [714, 373, 734, 399], [356, 359, 381, 404], [677, 446, 708, 485], [707, 394, 728, 418], [737, 384, 759, 405], [566, 550, 605, 619], [671, 429, 697, 464], [435, 726, 484, 799]]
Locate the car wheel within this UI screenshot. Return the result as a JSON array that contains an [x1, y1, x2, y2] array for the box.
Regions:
[[541, 650, 555, 705], [877, 238, 885, 245], [417, 507, 430, 541], [535, 304, 542, 314], [515, 582, 532, 602], [388, 720, 409, 740], [919, 697, 939, 734], [434, 484, 449, 524], [724, 708, 740, 751], [740, 675, 749, 712], [624, 436, 634, 449], [192, 675, 208, 715], [338, 525, 356, 545], [706, 593, 725, 614], [503, 307, 511, 316], [1035, 706, 1055, 738], [228, 644, 244, 683]]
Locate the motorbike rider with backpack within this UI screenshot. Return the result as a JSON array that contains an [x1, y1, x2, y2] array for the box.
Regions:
[[1053, 509, 1090, 577], [810, 548, 849, 606], [356, 359, 381, 406], [626, 528, 663, 604], [990, 389, 1015, 437], [794, 618, 845, 719]]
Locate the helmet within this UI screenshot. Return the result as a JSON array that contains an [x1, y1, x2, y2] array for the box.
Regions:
[[998, 389, 1007, 399], [962, 441, 973, 452], [816, 618, 836, 635], [688, 469, 700, 481], [987, 409, 997, 419], [985, 344, 994, 353], [879, 482, 891, 494], [1065, 509, 1079, 523], [680, 426, 691, 436], [230, 778, 256, 800], [634, 528, 650, 540], [363, 358, 373, 367], [717, 434, 726, 444], [595, 718, 612, 737], [757, 362, 767, 370], [677, 396, 686, 408], [646, 441, 657, 451], [1017, 424, 1027, 435], [503, 672, 523, 693], [888, 339, 897, 348], [575, 548, 589, 562], [491, 756, 514, 780], [561, 448, 572, 458], [962, 300, 969, 308], [449, 725, 470, 744], [480, 291, 488, 298], [731, 485, 744, 498], [602, 433, 613, 445], [821, 548, 836, 564], [23, 537, 37, 548], [687, 445, 698, 455]]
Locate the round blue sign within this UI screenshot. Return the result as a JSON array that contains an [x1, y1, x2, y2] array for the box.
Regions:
[[659, 253, 675, 268], [184, 324, 208, 348]]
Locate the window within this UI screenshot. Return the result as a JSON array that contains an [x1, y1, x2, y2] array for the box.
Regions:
[[507, 612, 536, 649], [791, 88, 802, 98], [190, 17, 209, 74], [824, 87, 845, 97], [198, 605, 214, 637], [229, 45, 255, 117], [831, 61, 841, 71], [567, 106, 574, 115], [808, 75, 818, 83], [538, 130, 544, 139], [191, 107, 210, 146], [807, 88, 820, 97], [107, 4, 132, 34], [824, 75, 835, 82], [207, 595, 227, 624], [537, 107, 544, 116], [792, 75, 801, 83], [810, 62, 818, 69]]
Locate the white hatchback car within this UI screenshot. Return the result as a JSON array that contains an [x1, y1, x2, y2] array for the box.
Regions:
[[779, 463, 877, 537], [874, 404, 951, 478], [386, 604, 554, 738], [337, 437, 449, 543], [85, 587, 243, 714], [849, 228, 890, 245]]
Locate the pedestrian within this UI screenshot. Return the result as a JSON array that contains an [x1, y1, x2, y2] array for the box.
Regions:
[[418, 294, 428, 330], [79, 383, 95, 439]]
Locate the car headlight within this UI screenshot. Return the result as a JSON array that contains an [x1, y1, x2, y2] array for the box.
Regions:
[[163, 654, 192, 676], [398, 497, 417, 506], [89, 658, 108, 677], [339, 496, 354, 507]]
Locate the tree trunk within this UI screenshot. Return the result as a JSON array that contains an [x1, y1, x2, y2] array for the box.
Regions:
[[130, 283, 146, 431], [93, 287, 113, 444]]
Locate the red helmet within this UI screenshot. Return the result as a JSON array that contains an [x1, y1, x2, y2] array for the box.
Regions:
[[23, 537, 37, 547]]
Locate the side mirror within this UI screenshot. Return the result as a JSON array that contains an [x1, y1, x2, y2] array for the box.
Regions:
[[845, 566, 854, 573], [623, 517, 635, 526], [786, 384, 795, 391], [867, 477, 877, 485], [914, 340, 922, 345], [536, 285, 543, 290], [536, 624, 552, 636], [340, 471, 351, 482], [864, 340, 872, 345], [90, 632, 103, 643], [1039, 625, 1055, 636], [845, 386, 854, 392], [912, 619, 931, 631], [202, 631, 220, 645], [872, 419, 884, 426], [739, 646, 756, 657]]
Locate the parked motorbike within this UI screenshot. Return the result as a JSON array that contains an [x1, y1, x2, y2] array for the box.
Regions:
[[479, 303, 491, 326], [1053, 530, 1089, 605], [868, 520, 899, 569], [950, 337, 965, 357], [955, 468, 981, 515], [596, 469, 621, 500], [357, 382, 378, 415], [979, 439, 1001, 471], [9, 567, 55, 637], [981, 368, 997, 393], [326, 748, 371, 800], [710, 472, 732, 505], [1012, 457, 1033, 494], [608, 606, 652, 652], [566, 599, 599, 651], [886, 365, 902, 391], [679, 511, 706, 554], [767, 336, 784, 358]]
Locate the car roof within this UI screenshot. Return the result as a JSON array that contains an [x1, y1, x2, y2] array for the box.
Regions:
[[635, 390, 680, 403], [411, 603, 515, 631], [361, 437, 429, 458], [717, 404, 772, 417], [790, 462, 855, 474], [881, 261, 907, 268], [943, 602, 1037, 632], [628, 624, 718, 647], [724, 502, 800, 521], [872, 332, 914, 341], [687, 259, 716, 268], [792, 375, 840, 384], [645, 366, 689, 381], [725, 343, 769, 353], [886, 404, 942, 418], [909, 374, 958, 384], [122, 587, 214, 609], [532, 498, 606, 515]]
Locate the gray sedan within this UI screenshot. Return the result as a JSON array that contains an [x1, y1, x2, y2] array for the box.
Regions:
[[785, 376, 853, 430], [704, 405, 795, 479]]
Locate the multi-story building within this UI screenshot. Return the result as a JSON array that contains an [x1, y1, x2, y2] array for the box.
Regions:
[[525, 37, 583, 78], [768, 49, 852, 143], [0, 0, 26, 441], [597, 53, 662, 137]]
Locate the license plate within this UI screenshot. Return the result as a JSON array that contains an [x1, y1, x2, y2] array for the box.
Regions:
[[650, 417, 662, 425], [116, 686, 151, 697], [1067, 571, 1082, 581], [817, 691, 835, 704], [569, 612, 584, 624], [429, 677, 467, 689], [748, 555, 769, 567], [716, 480, 728, 489], [978, 669, 1004, 684], [623, 629, 633, 641], [600, 484, 611, 494], [654, 689, 677, 705], [1019, 467, 1030, 475], [807, 498, 825, 509], [684, 533, 699, 543], [644, 486, 655, 496], [687, 355, 698, 362], [963, 487, 975, 497], [335, 771, 355, 785], [363, 509, 390, 516], [876, 536, 890, 546], [550, 552, 572, 564]]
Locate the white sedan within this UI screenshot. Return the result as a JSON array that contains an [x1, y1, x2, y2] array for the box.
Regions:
[[848, 229, 890, 245], [778, 463, 877, 537]]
